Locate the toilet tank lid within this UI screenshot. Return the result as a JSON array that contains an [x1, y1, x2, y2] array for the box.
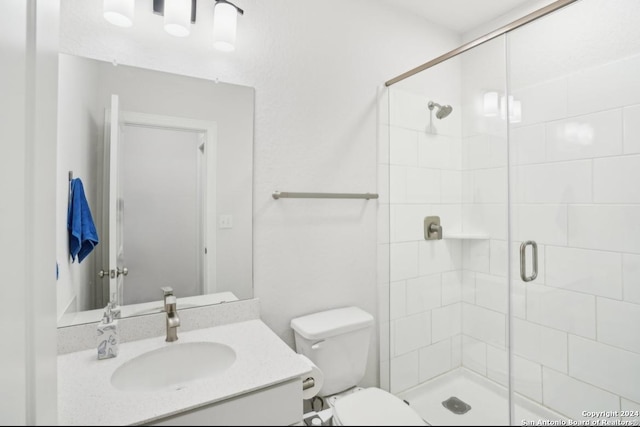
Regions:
[[290, 307, 374, 340]]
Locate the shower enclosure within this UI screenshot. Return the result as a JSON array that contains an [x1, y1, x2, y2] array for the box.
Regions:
[[380, 0, 640, 424]]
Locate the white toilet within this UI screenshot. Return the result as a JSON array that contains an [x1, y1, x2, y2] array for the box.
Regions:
[[291, 306, 425, 426]]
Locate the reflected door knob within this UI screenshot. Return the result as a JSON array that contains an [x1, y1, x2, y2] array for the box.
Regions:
[[98, 269, 117, 279], [117, 267, 128, 277]]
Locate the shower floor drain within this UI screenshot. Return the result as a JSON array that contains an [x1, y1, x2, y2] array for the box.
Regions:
[[442, 396, 472, 415]]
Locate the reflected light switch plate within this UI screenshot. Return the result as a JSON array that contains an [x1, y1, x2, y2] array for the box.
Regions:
[[219, 215, 233, 229]]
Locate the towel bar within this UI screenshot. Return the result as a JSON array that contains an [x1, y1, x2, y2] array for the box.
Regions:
[[272, 191, 379, 200]]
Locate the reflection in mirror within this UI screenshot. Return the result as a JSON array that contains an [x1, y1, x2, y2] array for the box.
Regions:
[[56, 54, 254, 327]]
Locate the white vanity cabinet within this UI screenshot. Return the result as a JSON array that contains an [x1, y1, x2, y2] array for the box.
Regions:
[[148, 379, 301, 426]]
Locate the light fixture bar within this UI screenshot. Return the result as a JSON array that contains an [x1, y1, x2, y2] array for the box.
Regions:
[[153, 0, 197, 23]]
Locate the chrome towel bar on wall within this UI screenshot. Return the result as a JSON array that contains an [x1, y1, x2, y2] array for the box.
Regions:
[[272, 191, 379, 200]]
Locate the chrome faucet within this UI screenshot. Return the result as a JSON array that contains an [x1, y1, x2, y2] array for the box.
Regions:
[[165, 295, 180, 342]]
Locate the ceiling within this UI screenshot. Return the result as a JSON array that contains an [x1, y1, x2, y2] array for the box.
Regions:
[[384, 0, 547, 34]]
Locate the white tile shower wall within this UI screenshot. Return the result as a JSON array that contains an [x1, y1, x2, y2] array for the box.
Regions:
[[512, 317, 568, 374], [596, 298, 640, 354], [526, 285, 597, 339], [386, 82, 465, 393], [418, 338, 452, 382], [432, 303, 461, 343], [594, 155, 640, 203], [542, 368, 621, 422], [441, 271, 463, 306], [393, 312, 431, 356], [545, 110, 623, 162], [624, 105, 640, 154], [513, 355, 543, 403], [406, 275, 441, 315], [461, 303, 506, 348], [545, 246, 622, 299], [623, 254, 640, 304], [462, 335, 487, 376], [486, 345, 508, 386], [390, 351, 420, 393], [569, 336, 640, 404]]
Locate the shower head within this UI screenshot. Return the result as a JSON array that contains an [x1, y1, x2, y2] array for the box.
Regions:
[[428, 101, 453, 119]]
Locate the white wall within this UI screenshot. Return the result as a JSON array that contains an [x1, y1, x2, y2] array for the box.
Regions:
[[0, 0, 59, 424], [59, 0, 461, 388], [57, 54, 101, 316]]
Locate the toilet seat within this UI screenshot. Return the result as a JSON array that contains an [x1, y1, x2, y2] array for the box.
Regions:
[[332, 387, 425, 426]]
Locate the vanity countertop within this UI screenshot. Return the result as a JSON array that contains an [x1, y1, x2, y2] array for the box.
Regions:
[[58, 319, 310, 426]]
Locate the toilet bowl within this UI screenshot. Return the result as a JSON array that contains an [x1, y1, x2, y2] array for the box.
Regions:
[[291, 306, 425, 426]]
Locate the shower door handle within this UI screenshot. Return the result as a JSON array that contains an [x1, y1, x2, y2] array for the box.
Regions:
[[520, 240, 538, 282]]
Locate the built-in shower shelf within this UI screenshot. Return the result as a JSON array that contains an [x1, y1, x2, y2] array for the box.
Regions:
[[443, 233, 490, 240]]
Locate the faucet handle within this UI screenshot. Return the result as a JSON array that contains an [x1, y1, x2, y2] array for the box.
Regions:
[[424, 216, 443, 240], [162, 287, 174, 311]]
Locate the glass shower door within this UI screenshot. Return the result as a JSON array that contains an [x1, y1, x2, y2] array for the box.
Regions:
[[508, 0, 640, 423]]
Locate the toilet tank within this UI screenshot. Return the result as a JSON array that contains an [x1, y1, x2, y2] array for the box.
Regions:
[[290, 307, 374, 396]]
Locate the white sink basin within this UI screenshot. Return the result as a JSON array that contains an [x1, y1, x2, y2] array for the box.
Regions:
[[111, 342, 236, 392]]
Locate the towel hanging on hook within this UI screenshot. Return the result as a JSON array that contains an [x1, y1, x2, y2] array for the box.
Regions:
[[67, 176, 99, 263]]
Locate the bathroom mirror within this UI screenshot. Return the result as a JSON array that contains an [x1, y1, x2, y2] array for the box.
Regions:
[[56, 53, 254, 327]]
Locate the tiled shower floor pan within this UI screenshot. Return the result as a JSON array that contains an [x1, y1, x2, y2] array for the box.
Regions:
[[398, 368, 566, 426]]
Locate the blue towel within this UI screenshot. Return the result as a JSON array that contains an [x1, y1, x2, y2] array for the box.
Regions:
[[67, 178, 99, 263]]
